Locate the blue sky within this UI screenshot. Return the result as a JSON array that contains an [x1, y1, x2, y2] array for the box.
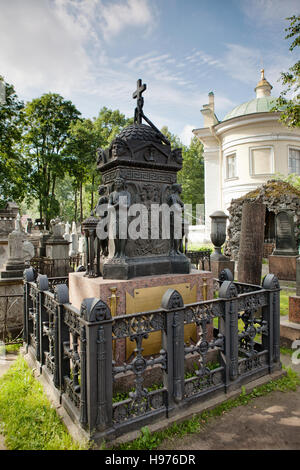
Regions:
[[0, 0, 298, 144]]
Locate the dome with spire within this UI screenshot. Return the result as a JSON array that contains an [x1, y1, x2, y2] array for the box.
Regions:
[[223, 69, 283, 121]]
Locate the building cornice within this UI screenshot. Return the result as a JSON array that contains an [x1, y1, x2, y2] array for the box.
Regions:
[[214, 113, 281, 135], [222, 133, 300, 151]]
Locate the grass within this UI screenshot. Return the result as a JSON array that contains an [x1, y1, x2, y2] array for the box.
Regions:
[[109, 367, 300, 450], [280, 290, 291, 316], [0, 355, 90, 450], [4, 342, 23, 354], [280, 347, 294, 357]]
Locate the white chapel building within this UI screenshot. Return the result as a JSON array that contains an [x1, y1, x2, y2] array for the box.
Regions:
[[193, 70, 300, 238]]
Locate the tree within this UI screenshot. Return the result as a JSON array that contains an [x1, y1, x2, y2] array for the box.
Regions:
[[22, 93, 81, 227], [179, 136, 204, 208], [272, 15, 300, 127], [0, 76, 28, 207], [161, 127, 204, 217], [65, 107, 132, 222]]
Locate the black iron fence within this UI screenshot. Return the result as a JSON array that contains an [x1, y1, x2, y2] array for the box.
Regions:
[[23, 267, 281, 443], [186, 250, 211, 271], [29, 255, 83, 278]]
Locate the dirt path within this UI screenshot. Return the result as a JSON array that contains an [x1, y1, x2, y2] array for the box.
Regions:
[[159, 389, 300, 450], [159, 356, 300, 451]]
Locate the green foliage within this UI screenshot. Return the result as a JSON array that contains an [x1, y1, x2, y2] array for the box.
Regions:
[[280, 290, 291, 316], [0, 76, 28, 206], [179, 137, 204, 208], [65, 107, 132, 221], [271, 15, 300, 128], [161, 127, 204, 211], [22, 93, 81, 226], [0, 356, 89, 450], [112, 368, 300, 450]]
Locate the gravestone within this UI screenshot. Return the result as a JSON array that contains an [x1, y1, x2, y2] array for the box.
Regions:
[[0, 214, 26, 278], [237, 201, 266, 285], [273, 211, 298, 256], [45, 218, 70, 276], [269, 210, 299, 280]]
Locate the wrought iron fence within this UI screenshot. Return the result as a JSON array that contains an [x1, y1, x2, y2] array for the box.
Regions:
[[29, 255, 83, 278], [186, 250, 211, 271], [23, 267, 281, 443], [0, 293, 24, 343]]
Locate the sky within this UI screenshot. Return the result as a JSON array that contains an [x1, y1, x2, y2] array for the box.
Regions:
[[0, 0, 299, 144]]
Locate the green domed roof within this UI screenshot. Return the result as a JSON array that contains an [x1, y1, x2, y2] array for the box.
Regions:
[[223, 96, 278, 121]]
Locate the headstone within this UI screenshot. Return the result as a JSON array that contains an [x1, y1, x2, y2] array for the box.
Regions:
[[23, 239, 35, 263], [273, 210, 298, 256], [69, 222, 79, 256], [0, 213, 26, 278], [26, 218, 33, 234], [45, 218, 70, 276], [237, 202, 266, 285], [63, 221, 71, 243]]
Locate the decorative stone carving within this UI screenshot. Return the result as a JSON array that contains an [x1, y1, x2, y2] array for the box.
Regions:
[[96, 79, 190, 279]]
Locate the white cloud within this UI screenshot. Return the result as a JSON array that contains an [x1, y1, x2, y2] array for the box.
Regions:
[[0, 0, 156, 98], [0, 0, 93, 97], [179, 125, 195, 146], [99, 0, 154, 41], [240, 0, 299, 25]]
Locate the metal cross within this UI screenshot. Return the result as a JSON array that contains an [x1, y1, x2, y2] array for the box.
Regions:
[[132, 79, 146, 124]]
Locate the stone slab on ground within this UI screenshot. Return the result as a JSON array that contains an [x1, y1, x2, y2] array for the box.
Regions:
[[280, 315, 300, 347]]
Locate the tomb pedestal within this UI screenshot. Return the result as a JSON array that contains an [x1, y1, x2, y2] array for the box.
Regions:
[[268, 255, 298, 281], [211, 259, 235, 280], [69, 269, 213, 363]]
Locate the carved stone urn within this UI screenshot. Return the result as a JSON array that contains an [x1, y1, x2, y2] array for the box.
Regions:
[[210, 210, 229, 261]]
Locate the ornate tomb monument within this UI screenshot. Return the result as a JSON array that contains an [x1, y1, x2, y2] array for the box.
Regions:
[[69, 80, 212, 361], [94, 79, 190, 279]]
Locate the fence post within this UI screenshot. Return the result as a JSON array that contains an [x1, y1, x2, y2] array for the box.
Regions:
[[80, 298, 112, 435], [219, 280, 239, 391], [262, 274, 281, 371], [37, 274, 49, 370], [54, 284, 70, 391], [161, 289, 185, 407], [23, 268, 36, 350]]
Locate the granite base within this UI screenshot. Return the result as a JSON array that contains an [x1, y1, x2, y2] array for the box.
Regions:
[[102, 253, 191, 280], [211, 259, 235, 280], [269, 255, 298, 281], [289, 296, 300, 324], [280, 315, 300, 348], [69, 269, 213, 363]]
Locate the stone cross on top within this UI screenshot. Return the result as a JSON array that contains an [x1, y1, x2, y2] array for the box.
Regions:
[[133, 78, 146, 124]]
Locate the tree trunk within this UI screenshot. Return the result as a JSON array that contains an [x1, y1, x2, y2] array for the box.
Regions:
[[90, 174, 95, 213], [80, 181, 83, 223], [237, 202, 266, 285], [74, 186, 78, 222]]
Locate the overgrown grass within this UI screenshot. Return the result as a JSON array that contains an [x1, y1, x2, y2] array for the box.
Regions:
[[280, 347, 294, 357], [4, 342, 22, 354], [110, 368, 300, 450], [280, 290, 291, 316], [0, 355, 89, 450]]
